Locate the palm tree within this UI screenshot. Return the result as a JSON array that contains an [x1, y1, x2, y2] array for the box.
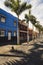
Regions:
[[25, 14, 29, 43], [4, 0, 32, 44], [40, 25, 43, 30], [25, 9, 37, 43], [35, 23, 42, 38], [30, 15, 37, 40]]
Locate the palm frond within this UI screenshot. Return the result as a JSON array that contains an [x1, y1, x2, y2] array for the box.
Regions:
[[4, 0, 32, 16], [19, 4, 32, 14], [35, 24, 42, 31], [25, 14, 29, 23], [4, 0, 10, 7]]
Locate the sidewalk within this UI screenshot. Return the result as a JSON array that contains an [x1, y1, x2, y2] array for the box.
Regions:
[[0, 38, 43, 65], [0, 39, 36, 54], [0, 38, 43, 54]]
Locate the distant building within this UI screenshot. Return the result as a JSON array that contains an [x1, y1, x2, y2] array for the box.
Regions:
[[19, 20, 27, 44]]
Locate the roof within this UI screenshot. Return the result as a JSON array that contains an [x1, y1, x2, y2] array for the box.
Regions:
[[0, 8, 18, 21]]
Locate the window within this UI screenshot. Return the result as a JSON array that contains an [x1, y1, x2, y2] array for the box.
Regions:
[[20, 33, 23, 36], [14, 31, 16, 36], [1, 17, 5, 22], [0, 30, 5, 37], [14, 21, 16, 26], [21, 26, 22, 29], [0, 14, 6, 23]]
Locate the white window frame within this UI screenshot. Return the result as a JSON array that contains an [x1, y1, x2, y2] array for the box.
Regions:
[[1, 17, 5, 23], [0, 30, 5, 37], [0, 14, 6, 23]]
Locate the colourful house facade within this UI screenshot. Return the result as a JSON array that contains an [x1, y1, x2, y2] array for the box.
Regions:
[[0, 8, 18, 45]]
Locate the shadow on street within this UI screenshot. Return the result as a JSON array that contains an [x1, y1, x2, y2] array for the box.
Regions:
[[0, 42, 43, 65]]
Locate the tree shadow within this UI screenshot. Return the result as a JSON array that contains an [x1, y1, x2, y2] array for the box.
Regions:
[[0, 49, 27, 58], [26, 42, 43, 65], [30, 42, 43, 50], [8, 48, 27, 57], [3, 59, 29, 65], [1, 42, 43, 65]]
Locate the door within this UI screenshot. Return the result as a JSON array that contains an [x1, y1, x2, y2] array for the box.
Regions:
[[8, 32, 11, 40]]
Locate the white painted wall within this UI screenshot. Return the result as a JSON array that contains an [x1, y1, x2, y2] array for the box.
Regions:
[[29, 21, 33, 29]]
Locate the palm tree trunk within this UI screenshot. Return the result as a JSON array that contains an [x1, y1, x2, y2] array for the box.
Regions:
[[39, 30, 40, 38], [27, 22, 29, 43], [17, 15, 20, 44], [32, 24, 34, 41]]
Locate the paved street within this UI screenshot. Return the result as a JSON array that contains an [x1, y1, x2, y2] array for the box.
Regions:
[[0, 39, 43, 65]]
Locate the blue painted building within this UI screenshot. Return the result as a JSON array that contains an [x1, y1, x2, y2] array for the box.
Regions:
[[0, 8, 18, 45]]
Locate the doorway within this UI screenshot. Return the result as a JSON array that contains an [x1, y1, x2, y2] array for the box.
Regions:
[[8, 31, 11, 40]]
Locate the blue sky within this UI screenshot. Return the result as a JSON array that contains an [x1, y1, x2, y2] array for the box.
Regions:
[[0, 0, 43, 26]]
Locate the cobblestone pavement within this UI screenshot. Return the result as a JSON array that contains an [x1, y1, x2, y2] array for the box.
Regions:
[[0, 39, 43, 65]]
